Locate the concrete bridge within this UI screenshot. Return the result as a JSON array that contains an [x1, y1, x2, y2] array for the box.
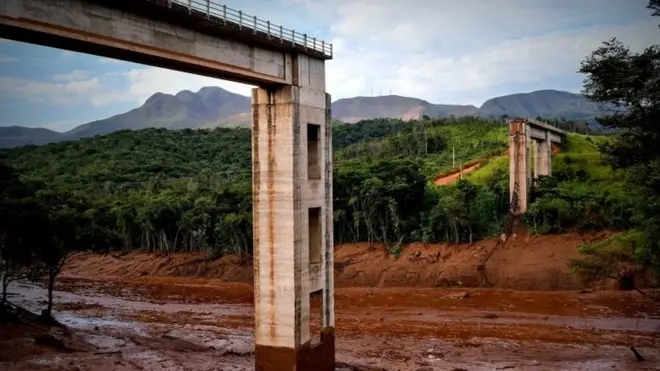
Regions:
[[0, 0, 335, 369], [508, 118, 566, 214]]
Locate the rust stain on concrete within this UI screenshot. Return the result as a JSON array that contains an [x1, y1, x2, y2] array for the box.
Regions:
[[323, 93, 333, 325], [251, 90, 261, 330], [266, 89, 277, 341], [255, 326, 336, 371], [291, 88, 302, 347]]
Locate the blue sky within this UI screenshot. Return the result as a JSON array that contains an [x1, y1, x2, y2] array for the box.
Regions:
[[0, 0, 657, 132]]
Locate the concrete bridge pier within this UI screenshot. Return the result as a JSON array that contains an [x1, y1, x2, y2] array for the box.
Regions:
[[0, 0, 336, 368], [534, 133, 552, 178], [251, 55, 335, 371], [509, 119, 566, 214], [509, 119, 531, 214]]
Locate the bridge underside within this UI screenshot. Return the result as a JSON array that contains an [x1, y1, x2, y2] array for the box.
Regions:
[[0, 23, 283, 86], [0, 0, 335, 370], [0, 0, 310, 85]]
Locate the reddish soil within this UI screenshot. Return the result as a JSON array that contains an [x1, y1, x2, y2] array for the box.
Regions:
[[1, 277, 659, 370], [3, 231, 659, 370], [433, 162, 481, 186], [64, 231, 613, 291]]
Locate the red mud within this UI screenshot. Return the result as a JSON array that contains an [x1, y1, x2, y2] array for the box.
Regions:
[[2, 277, 659, 370], [64, 231, 614, 290], [3, 231, 659, 370]]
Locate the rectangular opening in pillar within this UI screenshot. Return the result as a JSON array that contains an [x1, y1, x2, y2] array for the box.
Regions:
[[308, 207, 322, 265], [307, 123, 321, 180]]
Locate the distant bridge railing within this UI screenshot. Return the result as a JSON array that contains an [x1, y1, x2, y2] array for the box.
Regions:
[[152, 0, 333, 58]]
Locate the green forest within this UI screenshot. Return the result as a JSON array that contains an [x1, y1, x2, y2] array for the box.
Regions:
[[1, 117, 629, 255], [0, 116, 657, 298], [1, 0, 659, 312]]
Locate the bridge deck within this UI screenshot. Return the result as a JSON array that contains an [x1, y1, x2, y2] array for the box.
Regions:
[[85, 0, 333, 60], [525, 118, 567, 136]]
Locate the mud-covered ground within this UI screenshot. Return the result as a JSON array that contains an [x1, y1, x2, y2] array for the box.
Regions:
[[63, 232, 620, 291], [1, 276, 659, 371]]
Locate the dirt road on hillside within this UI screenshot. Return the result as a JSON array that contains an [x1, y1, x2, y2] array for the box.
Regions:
[[433, 163, 482, 186], [2, 277, 659, 370]]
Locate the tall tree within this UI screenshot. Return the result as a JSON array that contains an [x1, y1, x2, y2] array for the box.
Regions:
[[576, 0, 660, 292], [36, 191, 96, 318], [0, 162, 46, 312]]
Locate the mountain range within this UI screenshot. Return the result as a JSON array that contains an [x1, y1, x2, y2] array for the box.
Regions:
[[0, 88, 605, 148]]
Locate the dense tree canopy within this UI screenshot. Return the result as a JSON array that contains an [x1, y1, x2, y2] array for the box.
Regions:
[[2, 105, 650, 313], [1, 0, 658, 316], [0, 115, 627, 258], [570, 0, 660, 291]]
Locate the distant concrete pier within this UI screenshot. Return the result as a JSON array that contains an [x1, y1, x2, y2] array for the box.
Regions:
[[508, 118, 566, 214]]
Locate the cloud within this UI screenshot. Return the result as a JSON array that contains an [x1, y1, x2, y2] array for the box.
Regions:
[[0, 56, 15, 63], [1, 0, 657, 113], [0, 76, 105, 106], [51, 69, 91, 82], [328, 0, 648, 46], [97, 57, 125, 64], [118, 67, 254, 105], [320, 0, 659, 104], [0, 65, 255, 109]]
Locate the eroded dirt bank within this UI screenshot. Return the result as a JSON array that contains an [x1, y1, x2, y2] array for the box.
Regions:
[[64, 231, 611, 291], [1, 278, 659, 370]]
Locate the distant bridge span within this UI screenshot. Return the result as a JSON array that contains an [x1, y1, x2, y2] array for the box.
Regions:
[[509, 118, 567, 214], [0, 0, 335, 369]]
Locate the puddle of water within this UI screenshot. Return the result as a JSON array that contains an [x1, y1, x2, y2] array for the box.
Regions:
[[56, 312, 138, 329], [26, 355, 66, 367], [85, 334, 130, 351], [165, 328, 254, 354], [10, 281, 249, 317]]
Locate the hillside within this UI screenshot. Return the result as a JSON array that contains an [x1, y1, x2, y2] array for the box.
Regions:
[[2, 116, 630, 260], [63, 230, 606, 290], [332, 95, 478, 123], [1, 88, 609, 148], [0, 126, 60, 148], [57, 87, 251, 142], [478, 90, 604, 119]]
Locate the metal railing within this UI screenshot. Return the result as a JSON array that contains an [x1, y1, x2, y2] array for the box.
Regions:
[[158, 0, 332, 58]]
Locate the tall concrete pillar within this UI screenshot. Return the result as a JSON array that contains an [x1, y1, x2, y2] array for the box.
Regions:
[[533, 140, 539, 179], [509, 120, 529, 214], [526, 128, 533, 188], [536, 138, 551, 177], [251, 55, 334, 371]]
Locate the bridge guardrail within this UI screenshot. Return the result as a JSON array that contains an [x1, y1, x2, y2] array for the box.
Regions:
[[157, 0, 332, 58]]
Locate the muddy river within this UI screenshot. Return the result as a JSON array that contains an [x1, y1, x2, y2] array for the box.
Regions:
[[1, 277, 659, 370]]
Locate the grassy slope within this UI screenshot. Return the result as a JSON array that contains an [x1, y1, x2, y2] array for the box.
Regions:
[[333, 123, 620, 191], [421, 124, 507, 178], [334, 124, 628, 242], [553, 134, 627, 199], [466, 133, 628, 230], [468, 133, 623, 185], [334, 122, 510, 180], [336, 122, 626, 217]]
